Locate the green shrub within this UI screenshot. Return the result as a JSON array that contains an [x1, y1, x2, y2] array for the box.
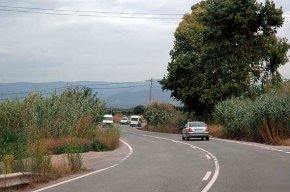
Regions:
[[144, 103, 174, 126], [91, 139, 109, 151], [0, 131, 28, 161]]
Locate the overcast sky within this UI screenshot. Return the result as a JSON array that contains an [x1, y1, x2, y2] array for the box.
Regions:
[[0, 0, 289, 83]]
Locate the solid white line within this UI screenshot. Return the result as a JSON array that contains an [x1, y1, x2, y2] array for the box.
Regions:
[[285, 152, 290, 154], [211, 138, 287, 153], [191, 146, 197, 149], [205, 154, 211, 160], [202, 171, 212, 181], [32, 139, 133, 192]]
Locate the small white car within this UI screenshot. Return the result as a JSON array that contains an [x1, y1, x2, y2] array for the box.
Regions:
[[182, 121, 209, 141], [102, 114, 114, 124], [120, 117, 129, 125], [130, 115, 142, 127]]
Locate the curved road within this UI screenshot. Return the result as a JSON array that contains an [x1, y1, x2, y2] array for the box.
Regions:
[[35, 125, 290, 192]]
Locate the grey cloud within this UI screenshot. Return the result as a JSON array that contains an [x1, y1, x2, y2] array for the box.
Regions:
[[0, 0, 289, 82]]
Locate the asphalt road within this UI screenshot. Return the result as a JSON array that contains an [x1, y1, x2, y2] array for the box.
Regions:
[[34, 125, 290, 192]]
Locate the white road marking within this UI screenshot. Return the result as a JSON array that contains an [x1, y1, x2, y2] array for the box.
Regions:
[[122, 130, 219, 192], [202, 171, 212, 181], [205, 154, 211, 160], [211, 138, 288, 153], [32, 139, 133, 192], [285, 152, 290, 154]]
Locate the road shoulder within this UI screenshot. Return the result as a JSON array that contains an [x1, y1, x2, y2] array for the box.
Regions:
[[26, 140, 131, 192]]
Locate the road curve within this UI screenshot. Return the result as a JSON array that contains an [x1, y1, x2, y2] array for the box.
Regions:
[[35, 125, 290, 192]]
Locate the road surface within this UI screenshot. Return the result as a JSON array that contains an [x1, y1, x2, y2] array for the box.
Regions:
[[34, 124, 290, 192]]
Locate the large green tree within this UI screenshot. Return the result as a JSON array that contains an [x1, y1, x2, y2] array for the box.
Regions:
[[160, 0, 289, 115]]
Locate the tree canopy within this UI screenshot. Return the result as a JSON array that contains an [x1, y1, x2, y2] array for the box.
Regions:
[[133, 105, 145, 115], [160, 0, 289, 115]]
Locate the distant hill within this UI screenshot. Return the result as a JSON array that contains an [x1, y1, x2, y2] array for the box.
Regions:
[[0, 80, 178, 108]]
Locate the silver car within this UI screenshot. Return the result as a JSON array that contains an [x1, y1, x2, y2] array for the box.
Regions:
[[182, 121, 209, 141], [120, 117, 129, 125]]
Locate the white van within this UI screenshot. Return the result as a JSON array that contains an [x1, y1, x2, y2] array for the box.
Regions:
[[130, 115, 141, 127], [102, 114, 114, 124]]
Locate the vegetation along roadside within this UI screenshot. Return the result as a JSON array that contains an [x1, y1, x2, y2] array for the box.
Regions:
[[0, 87, 120, 189]]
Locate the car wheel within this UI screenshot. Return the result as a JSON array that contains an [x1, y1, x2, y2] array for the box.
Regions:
[[186, 136, 190, 141], [206, 136, 209, 141]]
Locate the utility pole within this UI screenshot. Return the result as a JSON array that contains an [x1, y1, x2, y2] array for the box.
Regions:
[[148, 78, 153, 105]]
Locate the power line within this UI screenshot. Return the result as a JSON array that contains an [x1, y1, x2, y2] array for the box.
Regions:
[[90, 84, 149, 90], [0, 5, 184, 16], [152, 85, 162, 88], [74, 80, 149, 87], [0, 84, 151, 101], [0, 8, 182, 20], [0, 86, 67, 96], [0, 80, 151, 96]]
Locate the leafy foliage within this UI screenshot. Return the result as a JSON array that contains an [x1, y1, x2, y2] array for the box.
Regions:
[[133, 105, 145, 115], [143, 103, 188, 133], [144, 103, 174, 126], [160, 0, 289, 115]]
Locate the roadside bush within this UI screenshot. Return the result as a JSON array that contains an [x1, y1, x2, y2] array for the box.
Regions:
[[143, 103, 187, 133], [3, 155, 14, 174], [0, 88, 106, 141], [0, 131, 28, 162], [250, 94, 290, 144], [213, 94, 290, 144], [144, 103, 174, 126], [214, 97, 253, 139], [67, 152, 82, 173], [95, 126, 120, 150], [64, 141, 83, 173], [91, 139, 109, 151], [0, 87, 118, 182], [29, 142, 52, 182]]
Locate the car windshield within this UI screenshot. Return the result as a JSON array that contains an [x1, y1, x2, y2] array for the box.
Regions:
[[121, 118, 128, 120], [131, 118, 138, 121], [104, 117, 113, 121], [189, 122, 206, 127]]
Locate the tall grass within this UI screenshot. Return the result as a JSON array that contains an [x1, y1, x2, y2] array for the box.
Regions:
[[0, 88, 105, 140], [95, 126, 120, 150], [0, 87, 121, 184], [213, 94, 290, 144]]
